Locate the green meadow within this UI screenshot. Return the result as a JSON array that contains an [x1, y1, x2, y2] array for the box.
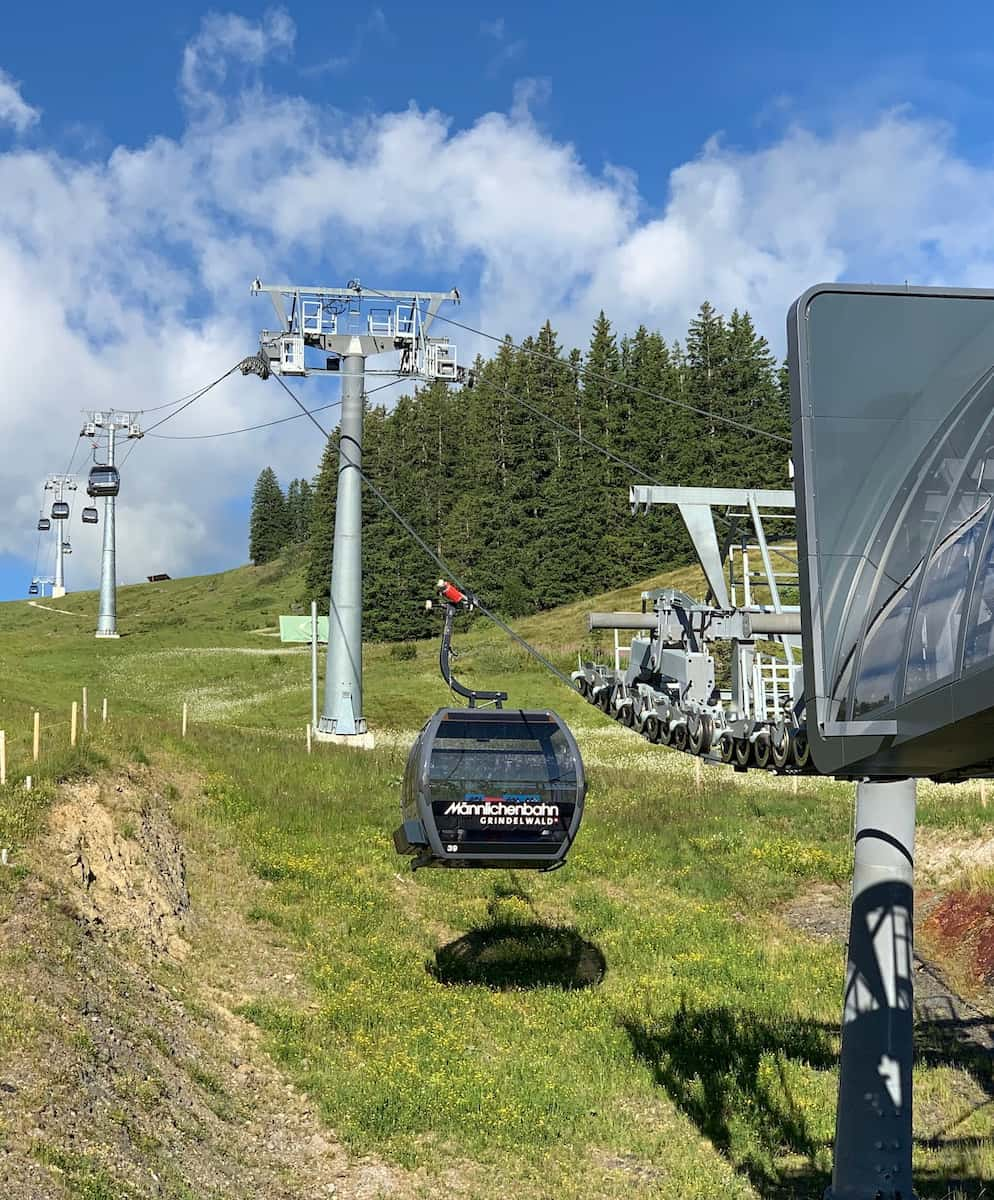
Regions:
[[1, 562, 992, 1198]]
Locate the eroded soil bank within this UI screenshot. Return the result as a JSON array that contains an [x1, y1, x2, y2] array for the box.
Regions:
[[0, 765, 423, 1200]]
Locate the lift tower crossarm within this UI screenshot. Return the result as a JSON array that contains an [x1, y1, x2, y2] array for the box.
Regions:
[[250, 279, 463, 381]]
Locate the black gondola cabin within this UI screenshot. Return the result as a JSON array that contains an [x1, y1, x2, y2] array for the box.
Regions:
[[87, 465, 120, 497], [51, 502, 69, 520], [81, 507, 98, 524], [394, 707, 586, 870], [37, 518, 50, 531]]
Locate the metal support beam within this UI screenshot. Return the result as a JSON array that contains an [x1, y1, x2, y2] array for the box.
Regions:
[[53, 478, 66, 597], [43, 474, 77, 598], [95, 425, 118, 639], [829, 777, 916, 1199], [630, 485, 795, 510], [677, 503, 730, 608], [86, 409, 141, 640], [588, 609, 802, 636], [253, 277, 462, 746], [316, 353, 367, 740]]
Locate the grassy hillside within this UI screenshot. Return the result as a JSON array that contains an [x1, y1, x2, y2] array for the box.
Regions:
[[1, 555, 992, 1199]]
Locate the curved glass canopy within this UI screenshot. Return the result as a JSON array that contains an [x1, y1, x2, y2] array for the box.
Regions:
[[791, 283, 994, 779]]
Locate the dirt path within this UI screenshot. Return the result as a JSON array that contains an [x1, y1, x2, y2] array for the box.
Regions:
[[26, 600, 84, 616]]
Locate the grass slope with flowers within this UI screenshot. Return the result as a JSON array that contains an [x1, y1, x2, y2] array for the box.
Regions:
[[0, 554, 992, 1199]]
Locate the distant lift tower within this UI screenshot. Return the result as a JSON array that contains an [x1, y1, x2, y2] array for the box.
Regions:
[[80, 410, 143, 639], [44, 474, 78, 598], [251, 278, 464, 745]]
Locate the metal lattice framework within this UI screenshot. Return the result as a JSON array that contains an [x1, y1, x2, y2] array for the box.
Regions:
[[575, 484, 810, 773], [250, 278, 465, 382]]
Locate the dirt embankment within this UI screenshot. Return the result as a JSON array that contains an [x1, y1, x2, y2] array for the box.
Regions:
[[0, 766, 417, 1200]]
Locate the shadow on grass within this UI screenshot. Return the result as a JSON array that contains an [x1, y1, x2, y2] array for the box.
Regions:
[[623, 1004, 834, 1198], [429, 921, 606, 991], [624, 1001, 994, 1198]]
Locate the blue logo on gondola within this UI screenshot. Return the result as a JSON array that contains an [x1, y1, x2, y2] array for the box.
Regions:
[[464, 792, 542, 805]]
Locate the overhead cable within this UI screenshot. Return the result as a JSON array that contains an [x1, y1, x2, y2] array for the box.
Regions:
[[143, 362, 245, 434], [145, 377, 404, 441], [361, 286, 791, 445], [270, 372, 577, 693]]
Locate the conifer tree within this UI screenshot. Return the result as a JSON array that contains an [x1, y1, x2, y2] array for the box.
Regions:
[[295, 300, 795, 640], [248, 467, 289, 565], [305, 440, 338, 601], [683, 301, 729, 487], [285, 478, 314, 544]]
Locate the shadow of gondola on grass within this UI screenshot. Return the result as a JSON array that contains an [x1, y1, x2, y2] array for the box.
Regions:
[[429, 921, 606, 991]]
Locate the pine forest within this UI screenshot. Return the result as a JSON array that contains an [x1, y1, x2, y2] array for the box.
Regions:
[[247, 303, 791, 640]]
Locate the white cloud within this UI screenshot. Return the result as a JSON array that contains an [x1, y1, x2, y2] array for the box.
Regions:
[[479, 15, 524, 76], [180, 7, 294, 111], [5, 10, 994, 596], [0, 68, 40, 133], [301, 7, 390, 75]]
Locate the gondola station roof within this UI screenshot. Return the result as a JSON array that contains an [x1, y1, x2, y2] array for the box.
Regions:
[[790, 283, 994, 780]]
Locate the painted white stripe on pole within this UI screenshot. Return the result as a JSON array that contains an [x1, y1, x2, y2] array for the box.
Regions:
[[311, 600, 319, 733]]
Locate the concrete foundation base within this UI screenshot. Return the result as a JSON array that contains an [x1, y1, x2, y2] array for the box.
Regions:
[[313, 729, 376, 750], [95, 630, 120, 639], [51, 586, 66, 599]]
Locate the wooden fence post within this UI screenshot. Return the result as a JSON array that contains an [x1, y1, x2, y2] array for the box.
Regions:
[[182, 703, 188, 738], [102, 697, 108, 723], [982, 779, 988, 809], [32, 712, 40, 763], [0, 730, 6, 787], [70, 701, 78, 748], [82, 687, 88, 734], [306, 725, 312, 754]]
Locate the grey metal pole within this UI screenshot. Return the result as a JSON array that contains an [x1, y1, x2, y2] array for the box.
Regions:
[[316, 353, 367, 738], [53, 479, 65, 596], [95, 426, 118, 639], [829, 776, 916, 1200], [311, 599, 319, 732]]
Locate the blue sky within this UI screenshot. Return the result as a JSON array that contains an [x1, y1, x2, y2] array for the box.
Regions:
[[4, 1, 994, 600]]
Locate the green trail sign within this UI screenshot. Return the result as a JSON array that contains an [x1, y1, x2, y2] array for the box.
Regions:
[[279, 615, 328, 644]]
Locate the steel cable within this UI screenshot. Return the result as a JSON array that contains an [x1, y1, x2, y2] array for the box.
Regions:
[[271, 373, 577, 692], [360, 285, 791, 444]]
